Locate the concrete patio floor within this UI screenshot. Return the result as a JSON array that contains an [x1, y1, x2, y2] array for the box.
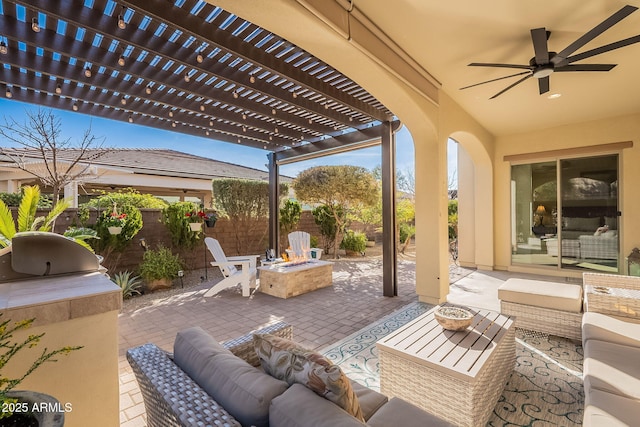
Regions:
[[118, 255, 571, 426]]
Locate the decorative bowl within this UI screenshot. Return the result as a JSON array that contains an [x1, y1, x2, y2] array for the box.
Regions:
[[434, 306, 474, 331]]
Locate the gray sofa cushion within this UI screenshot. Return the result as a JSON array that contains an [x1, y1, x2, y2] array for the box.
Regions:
[[582, 312, 640, 348], [584, 339, 640, 400], [367, 397, 454, 427], [270, 383, 366, 427], [174, 326, 288, 427], [351, 380, 387, 421], [584, 388, 640, 427]]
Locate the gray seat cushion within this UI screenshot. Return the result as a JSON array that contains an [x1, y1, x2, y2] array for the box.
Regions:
[[367, 397, 455, 427], [173, 326, 288, 427], [351, 380, 387, 421], [269, 384, 366, 427]]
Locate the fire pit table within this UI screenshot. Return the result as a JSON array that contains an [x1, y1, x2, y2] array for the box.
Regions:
[[257, 259, 333, 299]]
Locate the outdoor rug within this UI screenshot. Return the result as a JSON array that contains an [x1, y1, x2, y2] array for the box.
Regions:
[[321, 302, 584, 426]]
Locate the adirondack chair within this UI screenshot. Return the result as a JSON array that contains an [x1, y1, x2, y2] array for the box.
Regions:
[[288, 231, 311, 259], [204, 237, 259, 297]]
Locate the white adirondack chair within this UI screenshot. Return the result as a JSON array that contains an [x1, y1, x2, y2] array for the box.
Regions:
[[288, 231, 311, 259], [204, 237, 259, 297]]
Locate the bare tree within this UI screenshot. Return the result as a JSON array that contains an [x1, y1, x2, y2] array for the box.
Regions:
[[0, 108, 108, 205]]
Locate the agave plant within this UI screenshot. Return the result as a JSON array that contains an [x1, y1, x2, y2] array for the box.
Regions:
[[0, 185, 96, 249], [111, 271, 142, 299]]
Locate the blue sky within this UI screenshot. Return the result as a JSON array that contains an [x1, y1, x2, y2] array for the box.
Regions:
[[0, 98, 456, 180]]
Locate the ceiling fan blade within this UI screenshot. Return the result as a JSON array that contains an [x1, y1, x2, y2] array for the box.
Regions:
[[489, 74, 533, 99], [531, 28, 550, 64], [554, 64, 616, 71], [552, 5, 639, 64], [538, 76, 550, 94], [566, 34, 640, 64], [468, 62, 532, 70], [459, 71, 531, 90]]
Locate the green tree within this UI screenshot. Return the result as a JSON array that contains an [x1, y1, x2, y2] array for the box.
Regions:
[[293, 166, 378, 258], [212, 179, 288, 254], [279, 200, 302, 251], [312, 204, 345, 254], [162, 201, 202, 250], [448, 199, 458, 240]]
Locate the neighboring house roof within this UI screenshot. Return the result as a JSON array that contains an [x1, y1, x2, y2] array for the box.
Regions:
[[0, 148, 292, 182]]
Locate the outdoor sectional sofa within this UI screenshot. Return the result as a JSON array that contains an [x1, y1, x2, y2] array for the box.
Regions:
[[127, 321, 452, 427]]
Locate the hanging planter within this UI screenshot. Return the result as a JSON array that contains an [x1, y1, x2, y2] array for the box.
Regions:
[[108, 226, 122, 235], [205, 217, 217, 228], [189, 222, 202, 232]]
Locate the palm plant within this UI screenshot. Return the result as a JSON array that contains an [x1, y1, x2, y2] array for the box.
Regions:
[[0, 185, 96, 250]]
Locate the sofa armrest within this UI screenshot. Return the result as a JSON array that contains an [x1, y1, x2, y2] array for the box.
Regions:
[[223, 321, 293, 367], [126, 343, 241, 427]]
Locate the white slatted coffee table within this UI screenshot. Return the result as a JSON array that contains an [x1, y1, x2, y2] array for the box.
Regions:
[[377, 304, 515, 427]]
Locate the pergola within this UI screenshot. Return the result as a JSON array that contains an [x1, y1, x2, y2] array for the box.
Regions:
[[0, 0, 401, 295]]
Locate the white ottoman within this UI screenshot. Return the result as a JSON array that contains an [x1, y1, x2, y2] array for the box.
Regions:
[[498, 278, 583, 340]]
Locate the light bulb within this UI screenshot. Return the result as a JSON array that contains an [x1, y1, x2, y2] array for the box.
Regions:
[[31, 18, 40, 33], [84, 66, 92, 78], [209, 120, 213, 126], [145, 86, 152, 95], [117, 14, 126, 30], [0, 42, 7, 55], [249, 75, 256, 83], [121, 96, 127, 105], [171, 122, 177, 128], [292, 92, 297, 98], [205, 130, 210, 136], [55, 84, 62, 94], [272, 108, 276, 115], [196, 53, 204, 63], [200, 104, 205, 112], [168, 111, 174, 118], [184, 72, 190, 83], [72, 102, 79, 111], [233, 91, 239, 99], [5, 87, 12, 98], [118, 55, 125, 66], [128, 114, 133, 123]]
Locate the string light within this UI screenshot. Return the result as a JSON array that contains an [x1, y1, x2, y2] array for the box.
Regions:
[[292, 91, 298, 99], [0, 41, 7, 55], [118, 54, 125, 67], [272, 108, 276, 115], [31, 17, 40, 33], [72, 101, 79, 111], [242, 112, 247, 120], [196, 53, 204, 63], [199, 104, 205, 112], [274, 127, 279, 133], [5, 87, 12, 98], [209, 120, 213, 126], [171, 122, 177, 128], [205, 130, 210, 136], [168, 111, 174, 118], [128, 114, 133, 123], [145, 85, 152, 95], [84, 66, 92, 78], [184, 72, 190, 83], [249, 74, 256, 84], [242, 126, 247, 133], [117, 13, 126, 30], [55, 84, 62, 94], [121, 96, 127, 105], [233, 90, 239, 99]]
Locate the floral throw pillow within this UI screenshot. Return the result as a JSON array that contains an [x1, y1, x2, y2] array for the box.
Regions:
[[253, 333, 364, 421]]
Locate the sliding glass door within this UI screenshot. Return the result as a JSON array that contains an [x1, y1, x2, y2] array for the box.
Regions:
[[511, 154, 619, 272]]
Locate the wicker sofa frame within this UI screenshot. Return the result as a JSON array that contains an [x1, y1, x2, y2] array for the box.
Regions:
[[126, 321, 292, 427]]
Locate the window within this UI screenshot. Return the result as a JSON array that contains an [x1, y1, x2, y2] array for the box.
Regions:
[[511, 154, 619, 272]]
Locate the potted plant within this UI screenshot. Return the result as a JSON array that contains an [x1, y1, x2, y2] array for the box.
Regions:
[[138, 245, 183, 292], [0, 314, 82, 427], [204, 211, 218, 228], [340, 230, 367, 257], [185, 210, 206, 231], [101, 208, 127, 235]]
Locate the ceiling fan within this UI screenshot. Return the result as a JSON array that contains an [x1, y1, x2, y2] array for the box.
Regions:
[[461, 5, 640, 99]]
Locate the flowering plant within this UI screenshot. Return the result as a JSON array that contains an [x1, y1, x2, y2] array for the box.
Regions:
[[185, 210, 207, 223], [103, 212, 127, 227]]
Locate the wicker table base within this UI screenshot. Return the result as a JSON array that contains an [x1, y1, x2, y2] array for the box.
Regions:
[[377, 304, 515, 427]]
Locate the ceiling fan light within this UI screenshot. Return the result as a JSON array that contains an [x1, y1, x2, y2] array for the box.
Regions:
[[533, 66, 554, 78], [547, 93, 562, 99], [31, 18, 40, 33]]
